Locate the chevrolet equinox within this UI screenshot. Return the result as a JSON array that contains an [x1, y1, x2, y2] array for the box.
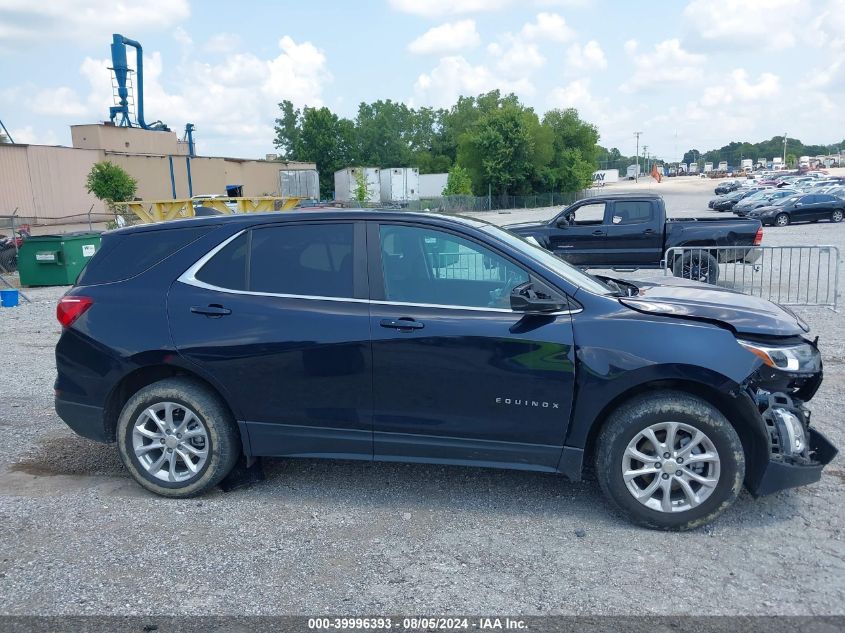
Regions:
[[55, 211, 837, 530]]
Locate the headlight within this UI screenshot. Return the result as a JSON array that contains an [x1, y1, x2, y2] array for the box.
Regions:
[[738, 339, 820, 373]]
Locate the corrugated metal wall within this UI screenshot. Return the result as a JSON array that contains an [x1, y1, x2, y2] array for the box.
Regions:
[[1, 144, 315, 224], [0, 145, 105, 222]]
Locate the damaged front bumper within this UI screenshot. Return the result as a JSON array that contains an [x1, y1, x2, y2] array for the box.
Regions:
[[745, 391, 838, 496]]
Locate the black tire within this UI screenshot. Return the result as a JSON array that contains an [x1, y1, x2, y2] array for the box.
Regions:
[[595, 391, 745, 531], [775, 212, 790, 227], [116, 377, 240, 497], [831, 209, 843, 223], [673, 251, 720, 284]]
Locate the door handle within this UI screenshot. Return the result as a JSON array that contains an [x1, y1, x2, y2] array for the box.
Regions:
[[380, 317, 424, 330], [191, 304, 232, 317], [643, 228, 656, 235], [592, 230, 606, 236]]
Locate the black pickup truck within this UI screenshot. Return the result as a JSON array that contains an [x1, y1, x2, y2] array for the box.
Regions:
[[506, 193, 762, 284]]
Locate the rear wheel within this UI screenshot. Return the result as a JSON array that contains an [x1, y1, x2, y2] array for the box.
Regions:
[[673, 252, 719, 284], [775, 212, 790, 227], [831, 209, 843, 223], [116, 377, 240, 497], [595, 391, 745, 531]]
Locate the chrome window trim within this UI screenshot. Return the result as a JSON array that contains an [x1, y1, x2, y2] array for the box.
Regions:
[[177, 229, 581, 315]]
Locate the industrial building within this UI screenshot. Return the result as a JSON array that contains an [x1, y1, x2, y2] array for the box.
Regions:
[[0, 125, 316, 226], [0, 32, 315, 226]]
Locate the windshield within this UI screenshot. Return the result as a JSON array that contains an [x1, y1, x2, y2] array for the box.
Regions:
[[480, 224, 616, 296]]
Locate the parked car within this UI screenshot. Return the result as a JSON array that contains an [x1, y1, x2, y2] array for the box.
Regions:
[[733, 189, 797, 216], [714, 180, 741, 195], [712, 187, 773, 212], [505, 194, 762, 284], [54, 210, 836, 530], [747, 193, 845, 226]]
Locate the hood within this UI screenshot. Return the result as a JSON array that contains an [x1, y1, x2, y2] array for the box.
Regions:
[[618, 276, 809, 337]]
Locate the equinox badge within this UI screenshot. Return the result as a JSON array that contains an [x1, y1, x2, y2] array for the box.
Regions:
[[496, 397, 560, 409]]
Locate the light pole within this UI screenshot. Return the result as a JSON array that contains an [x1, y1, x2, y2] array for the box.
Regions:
[[634, 131, 642, 182], [783, 133, 788, 166]]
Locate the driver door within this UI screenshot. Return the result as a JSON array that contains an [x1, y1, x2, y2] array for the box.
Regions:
[[547, 201, 610, 266], [368, 222, 576, 470]]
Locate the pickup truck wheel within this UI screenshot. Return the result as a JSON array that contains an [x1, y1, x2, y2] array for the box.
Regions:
[[775, 213, 790, 227], [831, 209, 843, 223], [595, 391, 744, 531], [673, 252, 719, 284], [116, 377, 240, 497]]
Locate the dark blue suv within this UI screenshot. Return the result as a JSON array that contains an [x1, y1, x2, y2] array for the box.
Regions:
[[55, 211, 836, 530]]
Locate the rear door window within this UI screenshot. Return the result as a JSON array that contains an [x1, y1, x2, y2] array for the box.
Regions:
[[611, 201, 654, 225], [249, 223, 354, 298], [194, 232, 248, 290]]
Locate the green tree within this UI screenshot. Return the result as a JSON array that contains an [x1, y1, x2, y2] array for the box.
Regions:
[[274, 102, 355, 196], [352, 169, 371, 205], [786, 153, 797, 168], [442, 165, 473, 195], [85, 161, 137, 210], [542, 109, 598, 192], [457, 101, 551, 195]]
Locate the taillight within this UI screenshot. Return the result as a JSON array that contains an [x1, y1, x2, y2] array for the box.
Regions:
[[57, 296, 93, 327], [753, 226, 763, 246]]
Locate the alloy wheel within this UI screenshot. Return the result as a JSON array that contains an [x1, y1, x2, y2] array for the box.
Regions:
[[832, 210, 843, 223], [621, 421, 721, 513], [132, 402, 209, 483]]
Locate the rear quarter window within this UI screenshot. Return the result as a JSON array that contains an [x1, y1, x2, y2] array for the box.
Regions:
[[76, 226, 213, 286]]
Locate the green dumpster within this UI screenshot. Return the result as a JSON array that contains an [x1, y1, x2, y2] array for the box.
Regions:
[[18, 232, 101, 287]]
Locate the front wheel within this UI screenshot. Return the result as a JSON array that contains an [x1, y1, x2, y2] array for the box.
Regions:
[[595, 392, 745, 530], [775, 212, 790, 227], [673, 252, 720, 284], [831, 209, 843, 223], [116, 377, 240, 497]]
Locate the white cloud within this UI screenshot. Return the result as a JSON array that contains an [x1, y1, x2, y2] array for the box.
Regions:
[[484, 13, 574, 79], [0, 0, 190, 45], [620, 39, 706, 93], [683, 0, 803, 50], [203, 33, 243, 55], [488, 36, 546, 78], [21, 36, 331, 157], [30, 87, 89, 117], [520, 12, 575, 42], [389, 0, 510, 17], [9, 125, 59, 145], [565, 40, 607, 74], [413, 56, 534, 108], [700, 69, 780, 107], [408, 20, 480, 55]]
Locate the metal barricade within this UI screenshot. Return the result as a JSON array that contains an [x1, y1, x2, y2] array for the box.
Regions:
[[663, 245, 840, 310]]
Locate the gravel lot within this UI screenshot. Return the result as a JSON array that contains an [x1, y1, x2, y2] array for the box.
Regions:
[[1, 179, 844, 617]]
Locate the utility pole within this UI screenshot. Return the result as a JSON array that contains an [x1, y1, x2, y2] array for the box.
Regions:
[[634, 131, 642, 182], [643, 146, 649, 175]]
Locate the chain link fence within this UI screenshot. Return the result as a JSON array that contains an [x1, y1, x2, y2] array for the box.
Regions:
[[399, 190, 595, 213]]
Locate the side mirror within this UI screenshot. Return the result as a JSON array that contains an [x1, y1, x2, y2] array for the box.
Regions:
[[510, 282, 567, 313]]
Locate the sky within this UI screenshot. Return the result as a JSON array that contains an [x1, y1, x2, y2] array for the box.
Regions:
[[1, 0, 844, 163]]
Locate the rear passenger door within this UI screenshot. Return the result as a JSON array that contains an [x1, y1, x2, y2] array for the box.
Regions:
[[168, 221, 373, 460], [603, 200, 662, 265]]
